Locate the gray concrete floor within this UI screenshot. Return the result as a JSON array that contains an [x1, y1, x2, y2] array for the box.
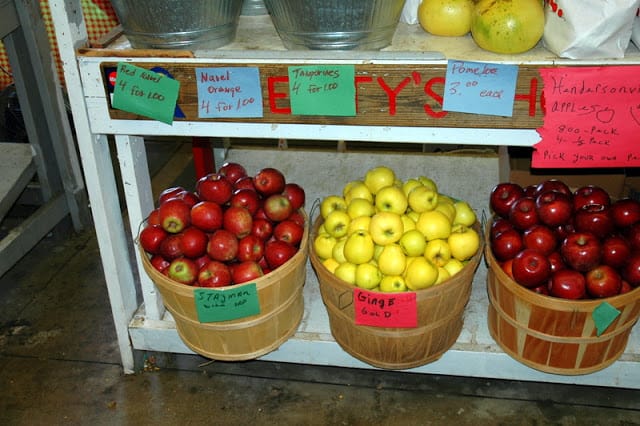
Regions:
[[1, 139, 640, 425]]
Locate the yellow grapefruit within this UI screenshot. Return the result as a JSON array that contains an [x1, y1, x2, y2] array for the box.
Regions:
[[418, 0, 474, 37]]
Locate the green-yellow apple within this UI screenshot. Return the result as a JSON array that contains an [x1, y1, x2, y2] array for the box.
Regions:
[[313, 233, 337, 259], [347, 197, 376, 219], [399, 229, 427, 257], [369, 211, 404, 246], [417, 176, 438, 192], [402, 178, 423, 198], [416, 210, 452, 241], [378, 243, 407, 276], [344, 229, 375, 264], [443, 258, 465, 277], [364, 166, 396, 195], [453, 200, 477, 227], [331, 237, 348, 264], [424, 238, 452, 267], [334, 261, 357, 285], [379, 275, 408, 292], [401, 214, 416, 232], [404, 257, 439, 290], [347, 215, 371, 235], [408, 185, 439, 213], [320, 195, 347, 219], [374, 185, 408, 215], [322, 257, 340, 274], [373, 243, 384, 261], [448, 224, 480, 261], [435, 266, 451, 285], [342, 179, 364, 198], [324, 210, 351, 238], [344, 182, 374, 204], [406, 210, 420, 222], [355, 262, 383, 289], [434, 199, 456, 223]]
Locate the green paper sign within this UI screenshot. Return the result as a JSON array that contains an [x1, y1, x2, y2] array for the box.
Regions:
[[592, 302, 621, 337], [288, 65, 356, 116], [194, 284, 260, 323], [112, 63, 180, 124]]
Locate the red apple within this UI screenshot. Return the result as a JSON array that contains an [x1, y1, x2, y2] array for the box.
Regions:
[[535, 179, 572, 198], [158, 198, 191, 234], [197, 260, 232, 288], [501, 258, 514, 279], [264, 240, 297, 269], [509, 196, 539, 230], [549, 269, 587, 300], [490, 182, 525, 219], [223, 206, 253, 238], [230, 260, 264, 284], [601, 235, 631, 269], [234, 176, 256, 192], [624, 222, 640, 252], [522, 224, 557, 256], [230, 188, 261, 216], [552, 222, 575, 241], [159, 233, 184, 260], [194, 254, 211, 270], [585, 265, 622, 298], [620, 280, 633, 294], [572, 185, 610, 212], [263, 194, 293, 222], [531, 284, 550, 296], [273, 219, 305, 246], [251, 218, 274, 241], [282, 182, 306, 210], [158, 186, 187, 205], [237, 234, 265, 262], [147, 208, 161, 227], [622, 253, 640, 287], [287, 210, 306, 228], [177, 191, 200, 208], [610, 198, 640, 229], [491, 228, 523, 262], [535, 190, 572, 227], [573, 204, 614, 239], [511, 248, 551, 288], [139, 224, 168, 254], [190, 201, 224, 232], [196, 172, 234, 204], [207, 229, 238, 262], [218, 161, 247, 184], [547, 250, 567, 273], [179, 227, 208, 259], [523, 184, 538, 198], [560, 232, 602, 272], [167, 257, 198, 285], [254, 167, 286, 196], [150, 254, 170, 273], [490, 217, 514, 241]]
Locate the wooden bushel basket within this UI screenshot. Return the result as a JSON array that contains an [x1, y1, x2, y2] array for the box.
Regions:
[[138, 210, 308, 361], [485, 220, 640, 375], [310, 216, 483, 370]]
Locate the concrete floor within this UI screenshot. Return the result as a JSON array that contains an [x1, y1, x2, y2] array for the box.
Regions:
[[1, 140, 640, 425]]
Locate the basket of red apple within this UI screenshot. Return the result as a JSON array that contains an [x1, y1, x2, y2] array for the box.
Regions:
[[137, 162, 308, 361], [486, 179, 640, 375], [309, 166, 483, 370]]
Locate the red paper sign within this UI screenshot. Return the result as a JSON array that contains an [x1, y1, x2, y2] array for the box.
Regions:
[[533, 66, 640, 168], [354, 288, 418, 328]]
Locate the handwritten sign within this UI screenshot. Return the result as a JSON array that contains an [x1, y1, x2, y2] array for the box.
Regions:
[[288, 65, 356, 116], [196, 67, 263, 118], [194, 284, 260, 323], [112, 63, 180, 124], [443, 60, 518, 117], [354, 288, 417, 328], [533, 66, 640, 168]]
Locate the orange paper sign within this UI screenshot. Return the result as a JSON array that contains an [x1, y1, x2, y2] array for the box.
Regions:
[[533, 66, 640, 168], [354, 288, 417, 328]]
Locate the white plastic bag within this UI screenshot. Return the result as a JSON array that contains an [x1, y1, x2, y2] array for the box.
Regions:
[[400, 0, 421, 24], [543, 0, 640, 59]]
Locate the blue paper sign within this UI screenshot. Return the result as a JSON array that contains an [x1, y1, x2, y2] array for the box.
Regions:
[[196, 67, 264, 118], [443, 60, 518, 117]]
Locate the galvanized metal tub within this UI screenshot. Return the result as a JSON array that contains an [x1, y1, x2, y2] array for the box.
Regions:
[[263, 0, 406, 50], [110, 0, 243, 50]]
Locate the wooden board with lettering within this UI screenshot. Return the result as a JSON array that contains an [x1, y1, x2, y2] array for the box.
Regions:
[[101, 62, 546, 129]]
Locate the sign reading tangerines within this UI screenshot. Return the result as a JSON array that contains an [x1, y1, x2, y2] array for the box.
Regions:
[[354, 288, 418, 328]]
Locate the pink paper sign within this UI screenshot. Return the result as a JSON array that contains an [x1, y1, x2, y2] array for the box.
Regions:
[[354, 288, 418, 328], [533, 66, 640, 168]]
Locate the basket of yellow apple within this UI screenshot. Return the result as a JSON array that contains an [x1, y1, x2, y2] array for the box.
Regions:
[[309, 166, 483, 370]]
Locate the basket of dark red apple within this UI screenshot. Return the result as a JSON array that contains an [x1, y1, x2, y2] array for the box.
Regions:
[[486, 179, 640, 375]]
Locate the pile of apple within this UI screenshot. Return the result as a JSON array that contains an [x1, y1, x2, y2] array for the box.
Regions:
[[138, 162, 306, 287], [489, 179, 640, 299], [313, 166, 480, 292]]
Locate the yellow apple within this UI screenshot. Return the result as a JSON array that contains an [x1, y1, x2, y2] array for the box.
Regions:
[[435, 266, 451, 285], [355, 262, 383, 289], [424, 238, 452, 267], [343, 229, 375, 264], [334, 261, 357, 285], [406, 210, 420, 222], [322, 257, 340, 274], [448, 224, 480, 261], [434, 199, 456, 223], [373, 243, 385, 261], [417, 176, 438, 192], [416, 210, 452, 241], [374, 185, 408, 215], [323, 209, 351, 238], [408, 185, 439, 213], [344, 182, 374, 204], [379, 275, 408, 292], [313, 233, 337, 259], [331, 237, 348, 264], [401, 214, 416, 232], [364, 166, 396, 195], [399, 229, 427, 257], [369, 211, 404, 246], [347, 215, 371, 235], [347, 197, 376, 219], [443, 258, 465, 277], [377, 243, 407, 276], [402, 178, 423, 198], [453, 200, 477, 227], [342, 179, 365, 198], [404, 257, 439, 290], [320, 195, 347, 219]]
